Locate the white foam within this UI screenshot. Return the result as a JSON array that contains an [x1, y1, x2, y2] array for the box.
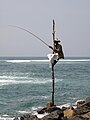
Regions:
[[57, 103, 72, 109], [74, 99, 85, 106], [0, 79, 32, 86], [6, 60, 31, 63], [6, 60, 49, 63], [18, 110, 30, 114], [36, 113, 49, 118], [0, 77, 53, 86], [0, 115, 15, 120], [59, 59, 90, 62], [6, 59, 90, 64], [0, 75, 28, 79], [31, 106, 43, 111]]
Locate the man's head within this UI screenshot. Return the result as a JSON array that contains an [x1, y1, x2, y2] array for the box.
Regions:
[[54, 40, 60, 46]]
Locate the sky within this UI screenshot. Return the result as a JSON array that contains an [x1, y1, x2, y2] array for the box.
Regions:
[[0, 0, 90, 57]]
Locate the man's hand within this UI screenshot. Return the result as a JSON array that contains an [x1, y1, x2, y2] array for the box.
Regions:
[[49, 46, 53, 50]]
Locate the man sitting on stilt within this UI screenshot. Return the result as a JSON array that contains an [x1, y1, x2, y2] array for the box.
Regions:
[[48, 39, 64, 65]]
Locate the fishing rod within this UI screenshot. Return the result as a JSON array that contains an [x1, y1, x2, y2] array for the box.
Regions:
[[9, 25, 52, 49]]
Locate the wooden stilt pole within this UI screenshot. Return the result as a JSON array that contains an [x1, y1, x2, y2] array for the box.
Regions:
[[52, 64, 54, 105], [51, 20, 55, 105]]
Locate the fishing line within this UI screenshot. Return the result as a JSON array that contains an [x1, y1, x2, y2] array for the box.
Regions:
[[9, 25, 51, 48]]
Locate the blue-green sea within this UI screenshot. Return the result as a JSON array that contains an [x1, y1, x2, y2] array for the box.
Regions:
[[0, 57, 90, 118]]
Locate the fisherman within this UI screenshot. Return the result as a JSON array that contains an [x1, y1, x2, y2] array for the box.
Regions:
[[49, 39, 64, 65]]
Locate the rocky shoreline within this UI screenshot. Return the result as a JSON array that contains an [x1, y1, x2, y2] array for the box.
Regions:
[[13, 96, 90, 120]]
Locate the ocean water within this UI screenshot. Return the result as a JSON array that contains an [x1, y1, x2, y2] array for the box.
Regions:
[[0, 57, 90, 118]]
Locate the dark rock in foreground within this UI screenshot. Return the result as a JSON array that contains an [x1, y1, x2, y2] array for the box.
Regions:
[[37, 101, 64, 120], [63, 96, 90, 120], [20, 114, 39, 120], [41, 109, 64, 120], [37, 106, 63, 114]]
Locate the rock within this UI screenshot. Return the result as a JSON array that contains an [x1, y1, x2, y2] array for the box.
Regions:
[[13, 117, 19, 120], [37, 107, 47, 114], [62, 107, 68, 111], [85, 97, 90, 103], [20, 113, 30, 120], [30, 115, 39, 120], [23, 113, 31, 118], [20, 114, 39, 120], [46, 101, 53, 109], [75, 97, 90, 116], [37, 104, 62, 114], [81, 112, 90, 120], [75, 107, 90, 115], [87, 112, 90, 120], [20, 116, 24, 120], [77, 100, 85, 108], [64, 108, 76, 118], [37, 101, 54, 114], [41, 109, 64, 120], [67, 115, 86, 120], [46, 106, 62, 113], [78, 96, 90, 108]]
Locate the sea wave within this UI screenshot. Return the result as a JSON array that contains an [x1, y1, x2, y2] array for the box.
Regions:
[[0, 79, 32, 86], [61, 59, 90, 62], [5, 59, 90, 63], [6, 60, 49, 63], [0, 75, 28, 80], [0, 77, 52, 86], [0, 75, 63, 86]]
